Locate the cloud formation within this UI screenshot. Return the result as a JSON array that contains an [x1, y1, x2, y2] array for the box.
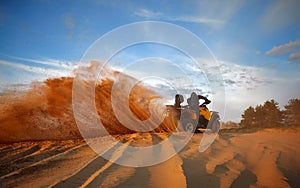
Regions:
[[266, 39, 300, 64], [288, 52, 300, 64], [0, 53, 77, 70], [0, 55, 77, 89], [194, 59, 272, 90], [174, 57, 270, 92], [170, 16, 223, 25], [219, 61, 272, 90], [134, 1, 243, 28], [266, 40, 300, 55], [134, 8, 224, 26], [134, 8, 162, 19], [0, 59, 69, 78]]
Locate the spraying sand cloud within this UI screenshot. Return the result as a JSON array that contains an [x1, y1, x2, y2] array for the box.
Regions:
[[0, 62, 175, 143]]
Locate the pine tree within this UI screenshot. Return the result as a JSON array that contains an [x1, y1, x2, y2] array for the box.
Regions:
[[255, 104, 265, 127], [240, 106, 256, 127], [240, 99, 283, 128], [284, 99, 300, 126], [262, 99, 282, 127]]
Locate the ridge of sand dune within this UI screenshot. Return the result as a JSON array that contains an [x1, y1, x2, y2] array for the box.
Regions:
[[148, 133, 187, 188], [80, 135, 136, 187], [218, 159, 246, 188], [229, 128, 300, 187], [97, 166, 136, 188], [205, 135, 236, 174]]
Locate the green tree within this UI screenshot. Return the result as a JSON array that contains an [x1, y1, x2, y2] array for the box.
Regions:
[[262, 99, 282, 127], [254, 104, 265, 127], [240, 106, 256, 127], [240, 99, 283, 128], [284, 98, 300, 126]]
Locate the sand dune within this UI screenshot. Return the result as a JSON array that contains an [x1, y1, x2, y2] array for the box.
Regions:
[[0, 128, 299, 187]]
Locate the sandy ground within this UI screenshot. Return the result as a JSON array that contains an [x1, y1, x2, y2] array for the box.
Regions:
[[0, 127, 299, 188]]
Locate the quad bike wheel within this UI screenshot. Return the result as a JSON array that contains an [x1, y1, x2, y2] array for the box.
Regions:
[[182, 120, 197, 133], [185, 122, 195, 133], [211, 118, 220, 133], [207, 112, 220, 133]]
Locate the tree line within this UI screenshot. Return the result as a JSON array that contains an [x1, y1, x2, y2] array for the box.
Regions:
[[240, 98, 300, 127]]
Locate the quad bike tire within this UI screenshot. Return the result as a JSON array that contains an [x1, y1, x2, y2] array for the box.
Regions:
[[207, 112, 220, 133], [182, 120, 196, 133], [211, 118, 220, 133]]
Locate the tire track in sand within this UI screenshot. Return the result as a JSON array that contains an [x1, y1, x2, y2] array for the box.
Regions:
[[0, 142, 87, 182], [87, 133, 154, 188], [147, 133, 187, 188], [115, 133, 187, 188], [0, 144, 41, 168], [52, 134, 137, 188], [0, 142, 74, 177]]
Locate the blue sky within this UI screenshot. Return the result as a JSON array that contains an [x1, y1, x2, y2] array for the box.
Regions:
[[0, 0, 300, 121]]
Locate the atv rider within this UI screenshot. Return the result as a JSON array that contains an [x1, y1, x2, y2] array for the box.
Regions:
[[198, 95, 211, 128], [174, 94, 184, 108], [187, 92, 200, 119], [174, 94, 184, 120]]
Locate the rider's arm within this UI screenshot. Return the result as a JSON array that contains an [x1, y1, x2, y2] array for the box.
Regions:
[[198, 95, 211, 105]]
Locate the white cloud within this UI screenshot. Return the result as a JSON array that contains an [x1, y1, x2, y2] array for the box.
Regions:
[[288, 51, 300, 64], [134, 8, 162, 18], [169, 16, 224, 25], [266, 39, 300, 64], [185, 58, 272, 90], [213, 61, 272, 90], [134, 0, 245, 25], [0, 54, 77, 70], [0, 59, 72, 78], [41, 58, 79, 70], [134, 8, 226, 27], [0, 56, 77, 89], [266, 40, 300, 56]]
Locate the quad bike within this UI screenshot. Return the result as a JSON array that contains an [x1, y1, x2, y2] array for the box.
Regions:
[[165, 94, 221, 133]]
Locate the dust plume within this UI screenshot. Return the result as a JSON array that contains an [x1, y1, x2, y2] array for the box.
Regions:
[[0, 62, 176, 143]]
